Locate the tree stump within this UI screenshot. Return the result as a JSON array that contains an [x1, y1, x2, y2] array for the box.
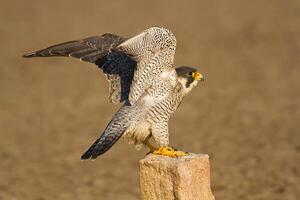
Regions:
[[139, 154, 215, 200]]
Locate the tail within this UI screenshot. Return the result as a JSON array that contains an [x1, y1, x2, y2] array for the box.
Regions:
[[22, 34, 125, 63], [80, 134, 122, 160], [81, 102, 141, 160]]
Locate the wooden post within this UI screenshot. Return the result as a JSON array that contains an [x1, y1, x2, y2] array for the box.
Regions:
[[139, 154, 215, 200]]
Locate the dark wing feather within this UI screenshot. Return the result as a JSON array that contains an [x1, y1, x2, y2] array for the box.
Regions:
[[23, 34, 136, 104], [23, 34, 125, 63], [97, 52, 136, 103]]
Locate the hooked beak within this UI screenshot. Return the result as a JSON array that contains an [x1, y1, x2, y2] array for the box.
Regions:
[[192, 71, 204, 81]]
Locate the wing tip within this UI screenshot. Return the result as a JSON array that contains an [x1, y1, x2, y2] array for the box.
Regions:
[[22, 51, 38, 58]]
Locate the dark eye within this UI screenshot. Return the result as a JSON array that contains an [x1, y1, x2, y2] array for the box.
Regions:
[[188, 72, 193, 76]]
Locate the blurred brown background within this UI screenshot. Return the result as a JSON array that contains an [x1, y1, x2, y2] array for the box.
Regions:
[[0, 0, 299, 199]]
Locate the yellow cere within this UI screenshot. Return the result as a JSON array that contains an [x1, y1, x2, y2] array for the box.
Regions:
[[192, 71, 204, 81]]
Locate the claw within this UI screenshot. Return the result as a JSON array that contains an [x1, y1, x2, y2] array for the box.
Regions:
[[152, 146, 188, 157]]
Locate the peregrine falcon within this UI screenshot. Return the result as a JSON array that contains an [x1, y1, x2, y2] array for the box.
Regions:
[[23, 27, 204, 159]]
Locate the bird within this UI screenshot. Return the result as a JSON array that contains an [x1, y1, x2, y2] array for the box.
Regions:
[[23, 27, 204, 160]]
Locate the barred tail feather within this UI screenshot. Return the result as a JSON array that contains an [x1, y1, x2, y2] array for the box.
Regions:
[[81, 102, 141, 160], [80, 129, 124, 160]]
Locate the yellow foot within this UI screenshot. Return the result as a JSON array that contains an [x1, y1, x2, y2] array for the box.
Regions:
[[152, 147, 188, 157]]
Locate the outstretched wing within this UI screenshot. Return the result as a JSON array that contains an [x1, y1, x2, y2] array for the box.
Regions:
[[23, 27, 177, 105], [23, 34, 135, 103], [116, 27, 177, 105]]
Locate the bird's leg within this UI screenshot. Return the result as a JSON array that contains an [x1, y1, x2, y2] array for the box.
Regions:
[[144, 140, 155, 151], [143, 135, 156, 152], [153, 146, 188, 157]]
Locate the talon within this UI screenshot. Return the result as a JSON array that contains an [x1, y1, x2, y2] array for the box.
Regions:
[[152, 146, 188, 157], [174, 150, 188, 157], [170, 146, 178, 151]]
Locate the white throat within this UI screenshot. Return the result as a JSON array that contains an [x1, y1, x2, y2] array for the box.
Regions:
[[177, 77, 198, 95]]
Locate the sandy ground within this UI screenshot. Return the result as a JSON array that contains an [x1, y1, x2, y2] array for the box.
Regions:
[[0, 0, 299, 199]]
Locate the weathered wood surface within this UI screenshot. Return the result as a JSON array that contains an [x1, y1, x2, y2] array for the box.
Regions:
[[140, 154, 215, 200]]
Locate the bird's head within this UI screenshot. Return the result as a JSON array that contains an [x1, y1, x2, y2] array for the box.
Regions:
[[176, 66, 204, 94]]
